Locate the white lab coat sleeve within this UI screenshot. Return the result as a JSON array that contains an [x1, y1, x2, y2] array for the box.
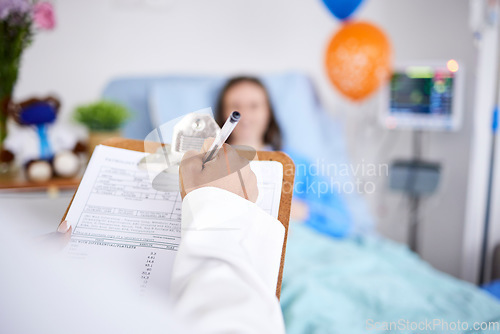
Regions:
[[170, 186, 286, 334]]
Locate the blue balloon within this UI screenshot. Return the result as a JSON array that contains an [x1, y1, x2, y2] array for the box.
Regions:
[[321, 0, 364, 20]]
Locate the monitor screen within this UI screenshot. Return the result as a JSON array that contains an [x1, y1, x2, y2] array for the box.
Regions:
[[381, 61, 463, 131]]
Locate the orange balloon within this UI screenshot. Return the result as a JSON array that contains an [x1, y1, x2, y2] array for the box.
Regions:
[[325, 21, 392, 101]]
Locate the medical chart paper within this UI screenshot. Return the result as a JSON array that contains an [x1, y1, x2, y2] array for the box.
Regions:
[[63, 145, 283, 296]]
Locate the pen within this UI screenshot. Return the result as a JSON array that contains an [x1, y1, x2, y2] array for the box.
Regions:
[[202, 111, 240, 165]]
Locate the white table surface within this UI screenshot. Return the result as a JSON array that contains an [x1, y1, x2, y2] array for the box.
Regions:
[[0, 190, 75, 237]]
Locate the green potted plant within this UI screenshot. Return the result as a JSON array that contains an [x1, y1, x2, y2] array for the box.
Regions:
[[74, 100, 131, 154]]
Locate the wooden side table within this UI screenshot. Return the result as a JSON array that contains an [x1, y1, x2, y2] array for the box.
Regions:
[[0, 166, 83, 192]]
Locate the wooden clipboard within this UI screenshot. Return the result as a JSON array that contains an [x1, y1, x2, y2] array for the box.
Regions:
[[61, 137, 295, 299]]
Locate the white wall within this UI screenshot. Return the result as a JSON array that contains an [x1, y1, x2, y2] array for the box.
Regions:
[[15, 0, 477, 278]]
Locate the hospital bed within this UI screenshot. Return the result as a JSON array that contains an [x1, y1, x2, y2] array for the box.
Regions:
[[102, 72, 500, 334]]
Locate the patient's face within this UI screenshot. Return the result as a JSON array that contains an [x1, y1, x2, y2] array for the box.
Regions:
[[222, 81, 270, 148]]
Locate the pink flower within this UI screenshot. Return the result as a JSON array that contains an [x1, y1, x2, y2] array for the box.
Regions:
[[33, 2, 55, 30]]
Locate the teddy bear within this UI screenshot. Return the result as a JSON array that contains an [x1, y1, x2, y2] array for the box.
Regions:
[[3, 96, 86, 182]]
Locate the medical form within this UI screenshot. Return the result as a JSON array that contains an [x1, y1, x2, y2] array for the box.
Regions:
[[63, 145, 283, 297]]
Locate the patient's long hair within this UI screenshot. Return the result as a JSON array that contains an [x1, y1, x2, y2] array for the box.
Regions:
[[215, 76, 282, 151]]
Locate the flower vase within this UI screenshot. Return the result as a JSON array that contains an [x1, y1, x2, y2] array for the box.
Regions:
[[0, 95, 14, 174]]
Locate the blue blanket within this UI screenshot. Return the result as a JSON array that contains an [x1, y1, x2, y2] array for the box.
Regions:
[[280, 224, 500, 334]]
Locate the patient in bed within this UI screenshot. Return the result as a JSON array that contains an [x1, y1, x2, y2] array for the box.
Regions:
[[213, 75, 500, 334]]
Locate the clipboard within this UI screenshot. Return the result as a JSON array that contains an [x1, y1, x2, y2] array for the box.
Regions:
[[61, 137, 295, 299]]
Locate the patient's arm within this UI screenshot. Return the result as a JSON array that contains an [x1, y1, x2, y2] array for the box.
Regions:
[[290, 199, 309, 222]]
